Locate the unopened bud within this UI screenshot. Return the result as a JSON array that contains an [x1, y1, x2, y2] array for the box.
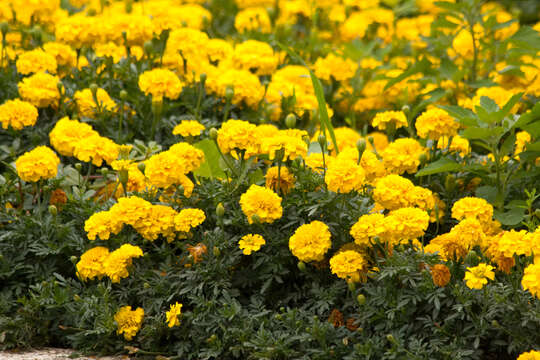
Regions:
[[199, 73, 207, 85], [143, 282, 150, 289], [213, 246, 221, 257], [48, 205, 57, 216], [285, 113, 296, 129], [118, 170, 129, 186], [89, 83, 98, 97], [347, 279, 356, 292], [70, 256, 78, 264], [125, 0, 133, 13], [0, 22, 8, 36], [209, 127, 218, 141], [73, 294, 81, 301], [357, 294, 366, 305], [419, 152, 428, 165], [100, 168, 109, 177], [225, 85, 234, 100], [401, 105, 410, 113], [30, 25, 42, 42], [297, 261, 306, 272], [491, 320, 499, 327], [120, 90, 128, 101], [356, 139, 366, 158], [143, 40, 153, 55], [445, 174, 456, 193], [386, 334, 396, 343], [75, 163, 82, 171], [57, 81, 64, 93], [464, 250, 479, 265], [317, 134, 327, 149], [137, 162, 145, 174], [216, 203, 225, 217]]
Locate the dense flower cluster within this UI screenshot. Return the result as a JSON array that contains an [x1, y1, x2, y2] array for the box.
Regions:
[[15, 146, 60, 182], [239, 185, 282, 224], [0, 99, 38, 130], [114, 306, 144, 340], [289, 221, 332, 263]]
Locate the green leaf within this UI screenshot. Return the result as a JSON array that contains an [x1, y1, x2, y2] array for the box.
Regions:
[[475, 186, 498, 204], [479, 96, 499, 113], [461, 127, 503, 140], [193, 139, 226, 179], [415, 157, 461, 177], [277, 42, 339, 154], [509, 26, 540, 51], [494, 207, 526, 226], [438, 105, 477, 126]]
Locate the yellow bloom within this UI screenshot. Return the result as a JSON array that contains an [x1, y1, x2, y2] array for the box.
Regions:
[[74, 88, 116, 118], [73, 134, 119, 166], [104, 244, 144, 283], [289, 221, 332, 262], [239, 184, 283, 224], [437, 135, 470, 157], [451, 197, 493, 226], [16, 49, 57, 75], [261, 134, 308, 161], [431, 264, 451, 287], [381, 138, 425, 175], [235, 7, 272, 34], [464, 263, 495, 290], [173, 120, 205, 137], [15, 146, 60, 182], [329, 250, 366, 282], [350, 213, 386, 247], [372, 111, 408, 131], [517, 350, 540, 360], [76, 246, 110, 281], [166, 302, 183, 328], [238, 234, 266, 255], [114, 306, 144, 340], [415, 108, 459, 140], [384, 207, 430, 242], [174, 208, 206, 233], [313, 53, 358, 82], [265, 166, 295, 194], [18, 72, 61, 108], [325, 157, 365, 193], [217, 119, 258, 157], [522, 262, 540, 299], [231, 40, 278, 76], [0, 99, 38, 130], [372, 174, 415, 210], [49, 117, 98, 156], [138, 68, 183, 101]]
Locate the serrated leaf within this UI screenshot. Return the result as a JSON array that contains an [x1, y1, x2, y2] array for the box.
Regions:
[[494, 207, 526, 226], [416, 157, 461, 177]]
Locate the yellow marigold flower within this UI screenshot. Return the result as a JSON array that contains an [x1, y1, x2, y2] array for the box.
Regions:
[[313, 53, 358, 82], [330, 250, 366, 282], [217, 119, 258, 157], [173, 120, 205, 137], [207, 38, 234, 63], [382, 138, 425, 175], [451, 197, 493, 225], [238, 234, 266, 255], [16, 49, 57, 75], [235, 7, 272, 34], [138, 68, 183, 101], [174, 208, 206, 233], [49, 117, 98, 156], [265, 166, 295, 194], [73, 135, 119, 166], [384, 207, 430, 242], [350, 213, 386, 247], [166, 302, 183, 328], [143, 152, 188, 189], [305, 153, 333, 174], [168, 143, 205, 173], [464, 263, 495, 290], [207, 67, 264, 108], [415, 108, 459, 140], [111, 159, 134, 172], [431, 264, 451, 287], [84, 211, 122, 241], [231, 40, 279, 76], [136, 205, 178, 242], [104, 244, 144, 283], [493, 230, 530, 258], [515, 130, 531, 157], [437, 135, 470, 157], [522, 262, 540, 299], [372, 174, 415, 210], [325, 157, 366, 193], [18, 72, 61, 108], [449, 218, 486, 249], [76, 246, 110, 282], [517, 350, 540, 360], [43, 42, 77, 67], [74, 88, 116, 118], [239, 184, 283, 224], [372, 111, 408, 131], [15, 146, 60, 182], [360, 151, 385, 183], [289, 221, 332, 263], [114, 306, 144, 340], [261, 134, 308, 161], [0, 99, 38, 130]]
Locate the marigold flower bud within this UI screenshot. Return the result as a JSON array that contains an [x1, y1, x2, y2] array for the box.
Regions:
[[317, 134, 327, 149], [386, 334, 396, 343], [209, 127, 218, 140], [199, 73, 207, 85], [347, 280, 356, 291], [144, 282, 150, 289], [120, 90, 128, 101], [143, 41, 153, 55], [225, 85, 234, 100], [285, 113, 296, 129], [297, 261, 306, 272], [401, 105, 410, 113], [535, 209, 540, 218], [357, 294, 366, 305], [73, 294, 81, 301], [48, 205, 57, 216], [356, 139, 366, 158], [75, 163, 82, 171], [216, 203, 225, 217], [70, 256, 78, 264], [213, 246, 221, 257], [137, 162, 145, 173], [0, 22, 8, 36], [445, 174, 456, 193], [251, 214, 261, 224], [57, 82, 64, 93], [100, 168, 109, 177]]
